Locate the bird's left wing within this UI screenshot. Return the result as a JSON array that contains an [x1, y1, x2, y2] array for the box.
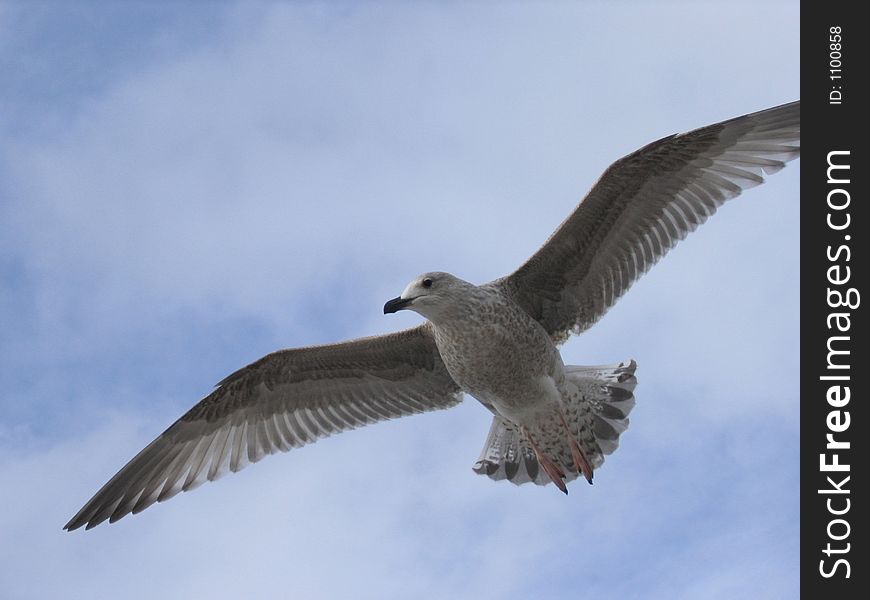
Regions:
[[491, 101, 800, 342], [65, 324, 461, 530]]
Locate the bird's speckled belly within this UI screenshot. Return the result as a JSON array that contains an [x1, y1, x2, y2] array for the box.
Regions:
[[432, 308, 564, 417]]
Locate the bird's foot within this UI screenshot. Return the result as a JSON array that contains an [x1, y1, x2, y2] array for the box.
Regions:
[[559, 412, 594, 484], [523, 426, 568, 494], [568, 436, 594, 485]]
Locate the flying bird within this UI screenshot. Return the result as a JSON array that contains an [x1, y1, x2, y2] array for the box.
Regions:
[[65, 101, 800, 530]]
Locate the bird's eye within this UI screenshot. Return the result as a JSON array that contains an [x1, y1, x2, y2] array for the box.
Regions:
[[422, 278, 433, 288]]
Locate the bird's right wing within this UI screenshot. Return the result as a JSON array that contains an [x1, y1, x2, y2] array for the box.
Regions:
[[492, 101, 800, 342], [65, 324, 462, 530]]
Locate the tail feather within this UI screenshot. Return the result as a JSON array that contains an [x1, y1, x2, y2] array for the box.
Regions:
[[472, 359, 637, 487], [566, 360, 637, 456], [473, 418, 587, 488], [472, 417, 545, 485]]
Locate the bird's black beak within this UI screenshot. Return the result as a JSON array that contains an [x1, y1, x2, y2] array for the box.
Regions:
[[384, 296, 413, 314]]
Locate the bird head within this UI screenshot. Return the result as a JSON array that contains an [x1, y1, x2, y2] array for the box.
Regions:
[[383, 272, 470, 322]]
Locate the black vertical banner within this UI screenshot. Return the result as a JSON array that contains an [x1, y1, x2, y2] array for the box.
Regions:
[[802, 5, 865, 598]]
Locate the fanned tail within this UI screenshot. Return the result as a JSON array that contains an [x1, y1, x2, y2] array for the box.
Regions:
[[564, 359, 637, 457], [472, 359, 637, 487], [472, 417, 544, 484]]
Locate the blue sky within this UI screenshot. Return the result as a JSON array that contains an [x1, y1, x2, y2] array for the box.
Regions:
[[0, 3, 799, 599]]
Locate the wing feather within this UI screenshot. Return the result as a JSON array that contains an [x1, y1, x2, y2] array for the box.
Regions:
[[65, 325, 461, 530], [492, 101, 799, 341]]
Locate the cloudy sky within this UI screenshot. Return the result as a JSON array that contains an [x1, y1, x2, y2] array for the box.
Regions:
[[0, 2, 799, 599]]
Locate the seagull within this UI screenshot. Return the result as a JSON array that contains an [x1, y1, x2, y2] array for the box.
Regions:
[[65, 101, 800, 530]]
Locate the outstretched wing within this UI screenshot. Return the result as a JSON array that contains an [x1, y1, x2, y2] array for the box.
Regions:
[[65, 324, 461, 530], [493, 101, 800, 342]]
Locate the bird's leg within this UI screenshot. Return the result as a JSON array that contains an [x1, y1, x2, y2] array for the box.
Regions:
[[559, 412, 594, 485], [522, 426, 568, 494]]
